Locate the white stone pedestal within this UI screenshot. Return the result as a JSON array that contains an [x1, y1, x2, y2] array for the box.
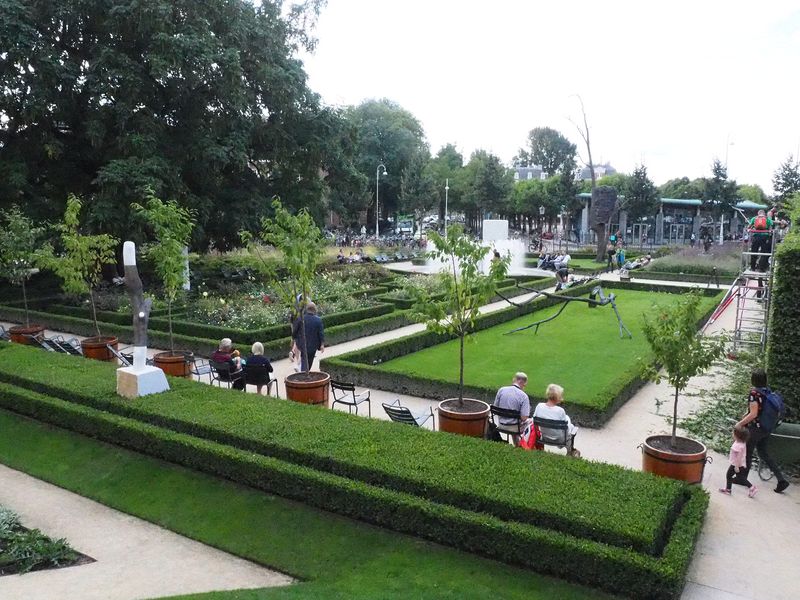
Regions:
[[116, 366, 170, 399]]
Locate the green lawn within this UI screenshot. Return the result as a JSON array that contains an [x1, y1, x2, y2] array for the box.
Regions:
[[376, 290, 719, 409], [0, 409, 615, 600]]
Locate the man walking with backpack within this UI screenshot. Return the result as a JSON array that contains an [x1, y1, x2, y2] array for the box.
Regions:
[[747, 209, 773, 271], [735, 368, 790, 493]]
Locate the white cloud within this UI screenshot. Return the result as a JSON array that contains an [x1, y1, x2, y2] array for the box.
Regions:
[[300, 0, 800, 193]]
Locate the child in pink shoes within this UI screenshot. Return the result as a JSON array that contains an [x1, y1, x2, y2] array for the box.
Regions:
[[720, 427, 757, 498]]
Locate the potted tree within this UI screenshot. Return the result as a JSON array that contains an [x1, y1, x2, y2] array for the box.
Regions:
[[0, 206, 52, 344], [243, 199, 329, 404], [410, 225, 510, 436], [133, 193, 196, 377], [49, 195, 119, 361], [640, 292, 727, 483]]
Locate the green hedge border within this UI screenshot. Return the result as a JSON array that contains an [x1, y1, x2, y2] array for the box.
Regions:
[[767, 234, 800, 420], [0, 342, 686, 557], [0, 303, 414, 361], [375, 277, 552, 309], [0, 383, 706, 600], [323, 281, 722, 427]]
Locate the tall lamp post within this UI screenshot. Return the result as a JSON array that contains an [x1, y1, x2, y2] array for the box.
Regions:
[[444, 178, 449, 238], [538, 205, 546, 251], [375, 163, 388, 238]]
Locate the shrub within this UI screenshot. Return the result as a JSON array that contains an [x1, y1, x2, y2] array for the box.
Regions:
[[0, 504, 78, 574], [766, 233, 800, 420], [0, 372, 707, 599], [0, 342, 686, 556]]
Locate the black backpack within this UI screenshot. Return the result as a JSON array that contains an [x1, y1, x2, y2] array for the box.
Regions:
[[756, 387, 786, 433]]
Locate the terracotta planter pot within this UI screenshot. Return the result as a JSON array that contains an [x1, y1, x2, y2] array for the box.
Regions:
[[285, 371, 330, 405], [437, 398, 490, 437], [9, 324, 45, 345], [154, 351, 193, 378], [81, 336, 119, 362], [641, 435, 709, 484]]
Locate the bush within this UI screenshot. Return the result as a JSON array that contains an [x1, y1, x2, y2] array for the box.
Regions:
[[767, 234, 800, 420], [0, 504, 79, 574], [0, 366, 707, 599], [324, 282, 722, 426], [0, 342, 686, 556]]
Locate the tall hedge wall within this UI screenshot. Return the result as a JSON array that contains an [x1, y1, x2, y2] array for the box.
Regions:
[[766, 234, 800, 420]]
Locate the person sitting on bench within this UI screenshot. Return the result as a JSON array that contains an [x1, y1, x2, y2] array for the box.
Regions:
[[533, 383, 579, 456], [554, 253, 571, 270], [537, 252, 552, 269], [554, 267, 570, 291]]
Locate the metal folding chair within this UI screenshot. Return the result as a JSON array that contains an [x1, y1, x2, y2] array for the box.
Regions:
[[381, 399, 434, 430], [331, 380, 371, 416]]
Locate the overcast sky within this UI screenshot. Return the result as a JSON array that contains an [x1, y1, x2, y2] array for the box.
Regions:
[[300, 0, 800, 193]]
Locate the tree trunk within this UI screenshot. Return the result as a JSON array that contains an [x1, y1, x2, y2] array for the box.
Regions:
[[458, 333, 465, 406], [168, 298, 174, 354], [21, 278, 29, 328], [89, 290, 100, 337], [671, 386, 679, 449]]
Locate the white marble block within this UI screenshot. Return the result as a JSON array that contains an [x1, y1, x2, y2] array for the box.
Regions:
[[116, 366, 170, 399]]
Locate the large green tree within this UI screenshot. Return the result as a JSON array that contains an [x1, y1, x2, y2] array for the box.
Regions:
[[704, 159, 737, 217], [524, 127, 577, 176], [737, 183, 767, 204], [772, 155, 800, 207], [659, 177, 706, 199], [429, 144, 464, 224], [344, 98, 428, 224], [0, 0, 349, 249], [399, 152, 436, 231], [459, 150, 513, 230], [623, 165, 660, 221]]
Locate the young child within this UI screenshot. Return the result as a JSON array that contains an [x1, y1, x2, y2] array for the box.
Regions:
[[719, 426, 756, 497]]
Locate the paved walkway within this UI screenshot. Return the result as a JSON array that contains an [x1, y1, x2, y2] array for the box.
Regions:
[[0, 464, 293, 600], [2, 273, 798, 600]]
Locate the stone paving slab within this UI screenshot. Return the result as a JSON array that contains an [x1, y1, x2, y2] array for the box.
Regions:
[[0, 464, 293, 600]]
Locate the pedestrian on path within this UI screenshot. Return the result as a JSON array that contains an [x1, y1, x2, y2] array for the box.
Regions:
[[719, 426, 756, 497], [735, 368, 790, 494]]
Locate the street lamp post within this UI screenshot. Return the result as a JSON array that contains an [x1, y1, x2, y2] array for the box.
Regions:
[[444, 178, 449, 238], [375, 163, 388, 238], [539, 205, 546, 251]]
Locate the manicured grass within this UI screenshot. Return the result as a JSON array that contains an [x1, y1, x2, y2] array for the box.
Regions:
[[0, 409, 614, 600], [376, 290, 719, 410]]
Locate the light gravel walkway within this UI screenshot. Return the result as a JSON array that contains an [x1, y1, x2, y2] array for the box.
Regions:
[[0, 464, 293, 600], [2, 276, 798, 600]]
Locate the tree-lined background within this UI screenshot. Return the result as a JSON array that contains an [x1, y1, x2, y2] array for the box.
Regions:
[[2, 0, 798, 251]]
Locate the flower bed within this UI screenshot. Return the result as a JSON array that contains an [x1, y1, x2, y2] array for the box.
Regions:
[[0, 343, 708, 599], [643, 244, 741, 277], [324, 282, 723, 426], [0, 506, 85, 575]]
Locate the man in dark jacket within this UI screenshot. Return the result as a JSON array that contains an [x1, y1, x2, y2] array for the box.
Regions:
[[292, 302, 325, 371]]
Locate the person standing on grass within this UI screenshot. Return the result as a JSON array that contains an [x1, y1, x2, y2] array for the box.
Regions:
[[735, 368, 790, 494], [493, 372, 531, 446], [606, 242, 616, 270], [615, 243, 626, 271], [719, 426, 757, 497]]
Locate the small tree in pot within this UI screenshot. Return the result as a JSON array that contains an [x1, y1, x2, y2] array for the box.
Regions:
[[242, 198, 327, 404], [133, 192, 196, 376], [410, 224, 509, 436], [48, 195, 119, 360], [640, 291, 727, 482], [0, 206, 53, 343]]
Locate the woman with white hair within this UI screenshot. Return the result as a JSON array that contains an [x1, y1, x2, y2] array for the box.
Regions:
[[245, 341, 274, 395], [533, 384, 580, 457]]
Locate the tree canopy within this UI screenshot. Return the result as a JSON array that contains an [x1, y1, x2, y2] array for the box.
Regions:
[[623, 165, 659, 221], [521, 127, 577, 176], [772, 155, 800, 207], [0, 0, 352, 249]]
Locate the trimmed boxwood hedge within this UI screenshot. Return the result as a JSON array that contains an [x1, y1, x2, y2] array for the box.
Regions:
[[0, 302, 414, 361], [376, 277, 551, 309], [630, 271, 735, 285], [767, 233, 800, 420], [324, 281, 722, 427], [0, 378, 707, 600], [0, 342, 686, 557]]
